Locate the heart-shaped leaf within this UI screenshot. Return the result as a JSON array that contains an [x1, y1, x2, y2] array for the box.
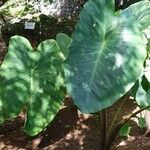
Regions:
[[0, 35, 65, 136], [121, 1, 150, 31], [56, 33, 72, 59], [64, 0, 147, 113]]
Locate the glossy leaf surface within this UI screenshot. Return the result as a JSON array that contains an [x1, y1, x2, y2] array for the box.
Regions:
[[65, 0, 147, 113]]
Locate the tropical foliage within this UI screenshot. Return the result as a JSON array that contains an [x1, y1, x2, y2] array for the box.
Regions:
[[0, 34, 71, 136], [0, 1, 150, 147], [64, 0, 150, 113]]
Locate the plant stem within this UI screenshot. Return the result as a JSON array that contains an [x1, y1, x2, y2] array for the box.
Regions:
[[0, 13, 6, 24], [107, 95, 129, 138], [104, 106, 150, 150], [99, 109, 107, 150]]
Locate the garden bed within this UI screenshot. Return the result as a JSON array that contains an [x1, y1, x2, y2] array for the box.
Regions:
[[0, 0, 150, 148], [0, 45, 149, 150]]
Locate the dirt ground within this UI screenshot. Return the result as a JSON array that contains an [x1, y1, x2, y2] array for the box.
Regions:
[[1, 38, 150, 150]]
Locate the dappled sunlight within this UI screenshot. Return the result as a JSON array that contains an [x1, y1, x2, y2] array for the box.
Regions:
[[117, 136, 136, 147], [0, 36, 66, 136], [122, 29, 134, 42], [0, 141, 6, 149], [113, 135, 150, 150], [65, 6, 147, 113], [110, 99, 150, 150], [0, 0, 150, 149], [0, 96, 149, 150], [41, 111, 99, 150], [0, 141, 14, 149], [34, 101, 102, 150], [114, 53, 125, 68]]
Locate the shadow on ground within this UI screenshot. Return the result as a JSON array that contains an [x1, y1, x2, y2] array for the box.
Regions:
[[0, 96, 147, 150]]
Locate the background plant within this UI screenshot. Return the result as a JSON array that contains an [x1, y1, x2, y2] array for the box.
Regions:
[[0, 34, 72, 136]]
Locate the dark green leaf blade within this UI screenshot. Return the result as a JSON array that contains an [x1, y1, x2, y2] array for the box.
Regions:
[[64, 0, 146, 113]]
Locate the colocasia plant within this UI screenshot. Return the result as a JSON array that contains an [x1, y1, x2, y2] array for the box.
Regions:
[[0, 34, 72, 136], [64, 0, 150, 149], [0, 0, 150, 149]]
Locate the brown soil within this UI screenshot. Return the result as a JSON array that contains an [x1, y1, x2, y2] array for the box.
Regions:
[[1, 38, 150, 150]]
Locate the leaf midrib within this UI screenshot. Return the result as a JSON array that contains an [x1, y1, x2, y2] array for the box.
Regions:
[[86, 41, 106, 101], [30, 68, 34, 101]]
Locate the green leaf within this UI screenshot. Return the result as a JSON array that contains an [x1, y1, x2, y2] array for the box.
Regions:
[[129, 80, 139, 98], [138, 117, 146, 128], [64, 0, 147, 113], [141, 75, 150, 92], [0, 36, 32, 118], [135, 59, 150, 107], [146, 89, 150, 104], [144, 60, 150, 83], [56, 33, 72, 59], [119, 123, 131, 137], [48, 0, 53, 3], [121, 1, 150, 31], [135, 82, 150, 107], [0, 35, 65, 136]]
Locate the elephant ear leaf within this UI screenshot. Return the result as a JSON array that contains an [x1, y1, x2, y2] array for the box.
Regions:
[[24, 39, 65, 136], [0, 36, 65, 136], [121, 1, 150, 31], [64, 0, 147, 113], [56, 33, 72, 59], [0, 36, 33, 119]]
